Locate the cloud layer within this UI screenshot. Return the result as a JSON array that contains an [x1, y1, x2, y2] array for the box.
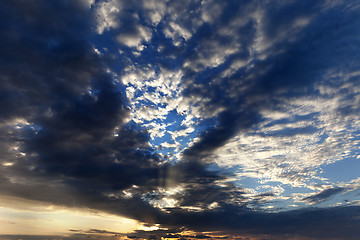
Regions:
[[1, 0, 360, 239]]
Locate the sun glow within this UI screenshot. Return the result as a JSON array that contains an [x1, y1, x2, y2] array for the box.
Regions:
[[0, 196, 140, 235]]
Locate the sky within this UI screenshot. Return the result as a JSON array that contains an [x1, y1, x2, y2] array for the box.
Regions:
[[1, 0, 360, 239]]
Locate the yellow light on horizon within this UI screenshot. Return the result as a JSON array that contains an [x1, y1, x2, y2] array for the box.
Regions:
[[0, 196, 141, 236]]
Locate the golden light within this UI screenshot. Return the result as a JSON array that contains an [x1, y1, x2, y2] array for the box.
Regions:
[[0, 195, 141, 236]]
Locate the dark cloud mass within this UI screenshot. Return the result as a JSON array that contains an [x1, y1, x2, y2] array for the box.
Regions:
[[302, 187, 346, 204], [1, 0, 360, 239], [0, 0, 164, 221]]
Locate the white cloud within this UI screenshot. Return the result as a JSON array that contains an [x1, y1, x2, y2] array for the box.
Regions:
[[141, 0, 166, 26], [211, 70, 360, 205], [169, 127, 195, 140], [163, 22, 193, 45], [184, 39, 241, 70], [161, 142, 178, 148], [162, 0, 203, 45], [201, 0, 224, 24], [94, 0, 153, 47], [121, 65, 205, 160], [116, 24, 152, 47], [95, 0, 121, 34]]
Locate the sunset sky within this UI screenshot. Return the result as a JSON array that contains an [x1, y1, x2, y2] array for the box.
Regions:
[[1, 0, 360, 239]]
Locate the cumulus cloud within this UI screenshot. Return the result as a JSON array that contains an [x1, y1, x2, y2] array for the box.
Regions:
[[95, 0, 153, 47]]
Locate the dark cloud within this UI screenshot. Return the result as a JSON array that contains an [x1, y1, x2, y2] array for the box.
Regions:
[[69, 228, 122, 235], [303, 187, 346, 204], [0, 0, 165, 223], [86, 229, 120, 235], [157, 205, 360, 240]]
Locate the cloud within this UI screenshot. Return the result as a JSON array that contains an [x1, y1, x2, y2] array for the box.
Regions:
[[152, 204, 360, 239], [162, 0, 203, 46], [95, 0, 153, 48], [302, 187, 346, 204], [180, 0, 360, 161], [0, 0, 166, 224], [0, 235, 121, 240], [1, 1, 360, 240]]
